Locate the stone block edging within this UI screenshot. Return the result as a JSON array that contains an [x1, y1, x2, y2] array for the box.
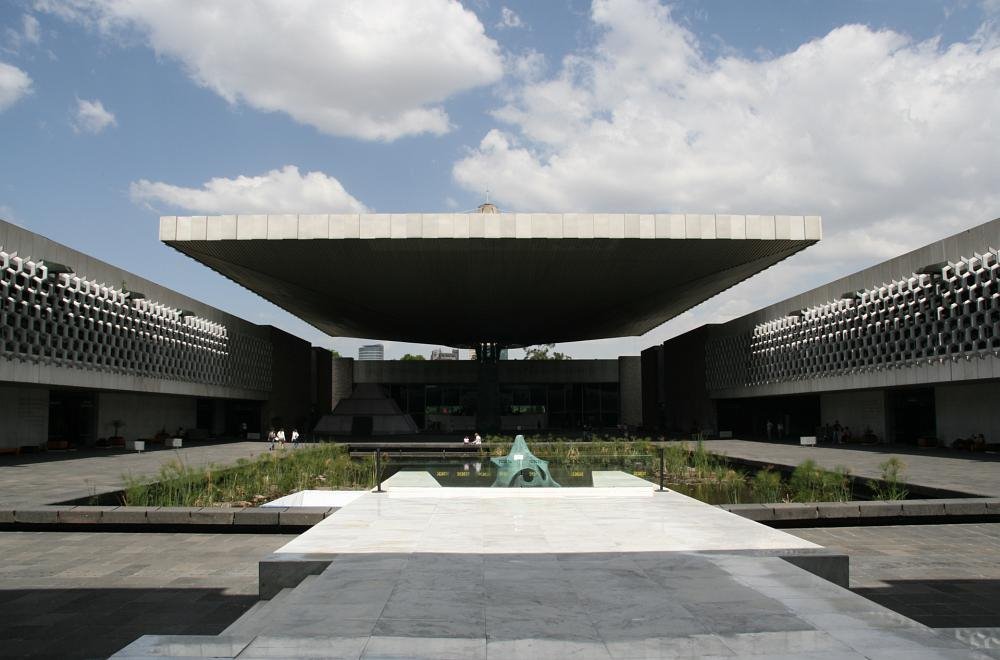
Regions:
[[0, 505, 339, 528], [719, 498, 1000, 523]]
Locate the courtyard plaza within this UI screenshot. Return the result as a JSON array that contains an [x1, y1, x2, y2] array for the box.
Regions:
[[114, 481, 996, 658], [3, 442, 1000, 657], [4, 523, 1000, 658]]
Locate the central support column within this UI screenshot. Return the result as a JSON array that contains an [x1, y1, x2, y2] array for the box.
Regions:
[[475, 341, 501, 433]]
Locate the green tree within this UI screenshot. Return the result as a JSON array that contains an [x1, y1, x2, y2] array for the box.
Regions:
[[329, 348, 341, 358], [524, 343, 571, 360], [401, 353, 426, 361]]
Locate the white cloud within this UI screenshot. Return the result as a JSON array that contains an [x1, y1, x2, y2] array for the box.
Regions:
[[22, 14, 41, 44], [497, 7, 524, 29], [72, 97, 116, 133], [40, 0, 503, 141], [130, 165, 368, 214], [506, 49, 547, 82], [3, 14, 42, 53], [0, 62, 32, 110], [455, 0, 1000, 352]]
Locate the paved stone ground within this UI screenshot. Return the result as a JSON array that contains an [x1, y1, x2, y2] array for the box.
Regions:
[[698, 438, 1000, 496], [0, 531, 295, 659], [4, 523, 1000, 657], [0, 441, 271, 507], [791, 523, 1000, 628], [124, 552, 983, 659]]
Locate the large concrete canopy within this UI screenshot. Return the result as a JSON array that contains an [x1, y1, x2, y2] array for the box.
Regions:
[[160, 213, 820, 347]]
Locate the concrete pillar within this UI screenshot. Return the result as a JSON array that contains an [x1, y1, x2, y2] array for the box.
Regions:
[[476, 359, 500, 432], [331, 358, 355, 410], [618, 356, 642, 428]]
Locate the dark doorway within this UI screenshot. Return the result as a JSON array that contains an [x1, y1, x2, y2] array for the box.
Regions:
[[716, 394, 821, 440], [48, 390, 96, 448], [223, 400, 262, 438], [195, 399, 214, 432], [887, 388, 936, 444]]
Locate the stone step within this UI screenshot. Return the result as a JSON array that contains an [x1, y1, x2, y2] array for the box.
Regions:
[[222, 586, 297, 636]]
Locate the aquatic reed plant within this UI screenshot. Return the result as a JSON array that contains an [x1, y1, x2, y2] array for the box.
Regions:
[[871, 457, 908, 500], [121, 443, 375, 507], [788, 460, 852, 502], [751, 467, 783, 503]]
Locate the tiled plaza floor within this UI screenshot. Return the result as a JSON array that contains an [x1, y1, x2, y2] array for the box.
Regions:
[[4, 523, 1000, 657], [696, 439, 1000, 496], [0, 441, 271, 506], [0, 531, 295, 659], [791, 523, 1000, 629]]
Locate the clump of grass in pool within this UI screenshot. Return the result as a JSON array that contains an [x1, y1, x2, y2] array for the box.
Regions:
[[871, 457, 909, 500], [120, 443, 375, 507]]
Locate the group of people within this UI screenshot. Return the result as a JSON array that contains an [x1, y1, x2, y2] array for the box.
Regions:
[[267, 427, 300, 450], [462, 433, 483, 445]]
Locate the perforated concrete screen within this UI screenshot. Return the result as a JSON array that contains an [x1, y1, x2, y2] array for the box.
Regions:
[[0, 248, 271, 390], [707, 247, 1000, 391], [161, 213, 820, 346]]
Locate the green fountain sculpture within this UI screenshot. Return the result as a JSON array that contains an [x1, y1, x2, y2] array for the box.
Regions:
[[490, 434, 561, 487]]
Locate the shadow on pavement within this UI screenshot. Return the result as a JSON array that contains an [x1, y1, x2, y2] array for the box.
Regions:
[[0, 587, 257, 659], [855, 578, 1000, 628]]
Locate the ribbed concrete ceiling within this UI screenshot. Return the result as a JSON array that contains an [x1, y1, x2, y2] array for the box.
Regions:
[[160, 213, 820, 347]]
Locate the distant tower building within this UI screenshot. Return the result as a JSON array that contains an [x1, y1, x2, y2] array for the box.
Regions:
[[358, 344, 384, 361], [431, 347, 460, 361]]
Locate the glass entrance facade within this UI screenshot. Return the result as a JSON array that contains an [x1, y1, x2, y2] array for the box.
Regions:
[[387, 382, 620, 431]]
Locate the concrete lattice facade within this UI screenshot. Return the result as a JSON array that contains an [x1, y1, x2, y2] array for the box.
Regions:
[[0, 219, 323, 449], [1, 246, 271, 391], [707, 246, 1000, 392]]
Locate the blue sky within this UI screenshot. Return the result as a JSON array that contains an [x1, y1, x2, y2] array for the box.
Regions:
[[2, 0, 999, 359]]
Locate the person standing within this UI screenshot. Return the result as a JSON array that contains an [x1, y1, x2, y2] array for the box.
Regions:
[[276, 428, 286, 447], [291, 428, 300, 446], [766, 420, 774, 441], [776, 422, 784, 440], [267, 428, 276, 450]]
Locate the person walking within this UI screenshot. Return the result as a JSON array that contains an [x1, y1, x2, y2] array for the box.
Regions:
[[291, 428, 300, 446], [276, 428, 286, 447], [766, 420, 774, 441], [267, 428, 277, 450]]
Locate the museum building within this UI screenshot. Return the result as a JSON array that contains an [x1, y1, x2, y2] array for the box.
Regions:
[[644, 216, 1000, 446], [0, 219, 331, 450]]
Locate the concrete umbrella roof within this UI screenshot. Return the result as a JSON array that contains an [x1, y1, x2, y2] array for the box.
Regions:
[[159, 212, 820, 347]]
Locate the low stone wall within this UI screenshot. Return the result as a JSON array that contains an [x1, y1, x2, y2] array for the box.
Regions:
[[719, 498, 1000, 523], [0, 505, 338, 528]]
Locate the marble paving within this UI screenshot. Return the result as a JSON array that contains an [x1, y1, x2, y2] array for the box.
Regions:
[[114, 480, 996, 659]]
